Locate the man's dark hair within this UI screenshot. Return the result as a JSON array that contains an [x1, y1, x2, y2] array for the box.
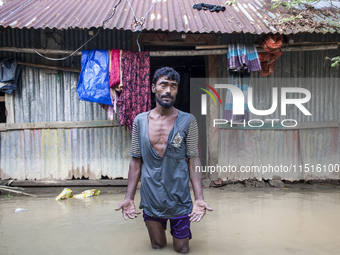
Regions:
[[152, 67, 180, 85]]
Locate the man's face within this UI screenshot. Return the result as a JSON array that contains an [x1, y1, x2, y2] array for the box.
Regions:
[[152, 76, 178, 109]]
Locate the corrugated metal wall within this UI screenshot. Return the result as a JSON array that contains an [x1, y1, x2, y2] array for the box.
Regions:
[[1, 30, 339, 181], [218, 129, 303, 180], [0, 29, 133, 180], [217, 128, 340, 181], [215, 33, 340, 180], [0, 127, 131, 180], [15, 67, 110, 123]]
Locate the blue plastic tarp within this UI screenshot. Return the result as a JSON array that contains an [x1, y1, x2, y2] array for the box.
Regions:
[[77, 50, 112, 105]]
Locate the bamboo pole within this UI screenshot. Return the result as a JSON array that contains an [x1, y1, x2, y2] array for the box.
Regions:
[[0, 47, 82, 56], [0, 43, 339, 59], [0, 187, 37, 197], [280, 44, 339, 51], [150, 49, 229, 57], [150, 44, 339, 56], [0, 47, 231, 57], [196, 42, 340, 50], [0, 185, 25, 191], [17, 61, 81, 73]]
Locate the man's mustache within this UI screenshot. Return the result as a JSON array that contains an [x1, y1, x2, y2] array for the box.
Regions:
[[161, 94, 174, 100]]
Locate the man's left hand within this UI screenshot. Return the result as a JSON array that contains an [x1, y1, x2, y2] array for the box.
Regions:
[[189, 199, 213, 222]]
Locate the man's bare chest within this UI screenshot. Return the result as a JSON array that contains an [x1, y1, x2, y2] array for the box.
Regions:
[[148, 115, 177, 157]]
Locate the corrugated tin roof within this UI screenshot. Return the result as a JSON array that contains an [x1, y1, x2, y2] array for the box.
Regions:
[[0, 0, 339, 34]]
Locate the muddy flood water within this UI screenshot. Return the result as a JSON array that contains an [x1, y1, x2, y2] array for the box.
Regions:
[[1, 186, 340, 255]]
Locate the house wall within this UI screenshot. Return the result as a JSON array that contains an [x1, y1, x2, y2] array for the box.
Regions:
[[1, 29, 339, 181], [0, 29, 133, 180], [212, 33, 340, 180]]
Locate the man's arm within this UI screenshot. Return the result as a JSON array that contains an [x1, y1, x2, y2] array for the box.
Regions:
[[115, 156, 142, 220], [186, 114, 213, 222], [188, 156, 213, 222]]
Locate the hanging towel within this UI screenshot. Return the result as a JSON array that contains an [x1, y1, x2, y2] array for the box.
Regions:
[[115, 49, 123, 93], [227, 44, 261, 73], [108, 49, 123, 116], [110, 49, 121, 88], [99, 103, 115, 120], [223, 71, 250, 123], [99, 89, 116, 120], [117, 50, 151, 132], [108, 50, 121, 114]]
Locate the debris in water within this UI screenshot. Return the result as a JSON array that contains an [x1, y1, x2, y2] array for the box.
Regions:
[[15, 208, 27, 213], [73, 189, 100, 199], [55, 188, 73, 201], [56, 188, 100, 200]]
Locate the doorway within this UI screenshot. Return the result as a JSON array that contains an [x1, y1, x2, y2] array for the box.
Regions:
[[149, 52, 207, 167]]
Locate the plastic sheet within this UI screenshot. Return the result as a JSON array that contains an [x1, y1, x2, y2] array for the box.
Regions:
[[77, 50, 112, 105], [73, 189, 100, 199], [55, 188, 73, 201], [55, 188, 100, 201]]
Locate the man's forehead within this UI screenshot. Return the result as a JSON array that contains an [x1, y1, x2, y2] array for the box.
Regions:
[[157, 76, 178, 85]]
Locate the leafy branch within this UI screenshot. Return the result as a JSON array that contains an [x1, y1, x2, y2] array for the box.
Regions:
[[325, 56, 340, 68], [279, 13, 303, 23], [271, 0, 320, 9], [225, 0, 237, 5], [271, 0, 339, 69]]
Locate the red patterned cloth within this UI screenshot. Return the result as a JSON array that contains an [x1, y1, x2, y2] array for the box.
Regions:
[[117, 51, 151, 132]]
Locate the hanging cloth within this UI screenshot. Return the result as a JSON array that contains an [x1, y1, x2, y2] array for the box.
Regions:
[[117, 50, 151, 132], [110, 49, 123, 111], [0, 59, 21, 94], [99, 50, 116, 120], [223, 71, 250, 123], [110, 49, 121, 88], [227, 44, 261, 73], [258, 35, 283, 76]]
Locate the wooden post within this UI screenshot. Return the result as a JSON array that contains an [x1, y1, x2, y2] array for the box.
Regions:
[[5, 93, 14, 123], [205, 54, 219, 180]]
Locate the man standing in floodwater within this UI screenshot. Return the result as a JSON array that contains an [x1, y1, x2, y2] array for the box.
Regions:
[[116, 67, 212, 254]]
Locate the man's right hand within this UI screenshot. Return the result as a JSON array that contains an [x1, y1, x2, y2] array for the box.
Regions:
[[115, 199, 141, 220]]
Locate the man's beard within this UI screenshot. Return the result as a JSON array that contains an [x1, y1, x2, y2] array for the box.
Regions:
[[155, 93, 176, 109]]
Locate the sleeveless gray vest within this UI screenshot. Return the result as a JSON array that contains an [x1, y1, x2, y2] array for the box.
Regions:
[[135, 110, 193, 218]]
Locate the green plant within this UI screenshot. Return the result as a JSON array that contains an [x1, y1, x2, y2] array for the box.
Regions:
[[225, 0, 237, 6], [325, 56, 340, 68], [271, 0, 322, 9], [279, 13, 303, 23], [271, 0, 340, 69]]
